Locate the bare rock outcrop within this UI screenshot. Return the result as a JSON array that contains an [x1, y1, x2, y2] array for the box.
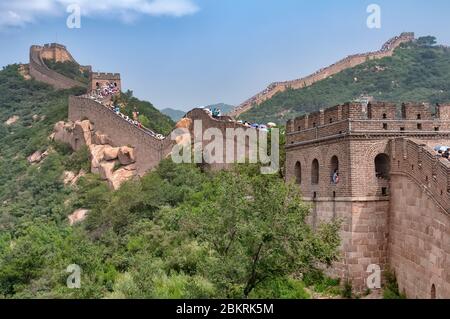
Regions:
[[63, 169, 86, 186], [93, 131, 113, 145], [53, 120, 93, 150], [103, 146, 120, 161], [118, 146, 136, 165], [5, 115, 19, 126], [68, 208, 89, 225], [108, 165, 137, 190], [27, 149, 49, 164], [53, 120, 137, 190]]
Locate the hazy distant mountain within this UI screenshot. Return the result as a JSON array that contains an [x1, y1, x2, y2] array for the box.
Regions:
[[161, 108, 186, 121]]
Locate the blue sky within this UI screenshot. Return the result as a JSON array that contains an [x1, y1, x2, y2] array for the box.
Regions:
[[1, 0, 450, 111]]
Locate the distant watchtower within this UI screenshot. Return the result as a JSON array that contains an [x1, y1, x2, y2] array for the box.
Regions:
[[89, 72, 121, 93]]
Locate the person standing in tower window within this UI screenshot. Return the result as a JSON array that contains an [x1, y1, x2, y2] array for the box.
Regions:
[[332, 169, 340, 184]]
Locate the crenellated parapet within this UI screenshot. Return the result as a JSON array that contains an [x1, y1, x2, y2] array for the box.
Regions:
[[89, 72, 121, 92], [287, 102, 450, 146]]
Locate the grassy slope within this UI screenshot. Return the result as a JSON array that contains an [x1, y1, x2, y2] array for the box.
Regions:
[[240, 41, 450, 124]]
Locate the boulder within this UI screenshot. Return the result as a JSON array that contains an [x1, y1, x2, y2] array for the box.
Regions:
[[5, 115, 19, 126], [53, 121, 77, 146], [108, 166, 137, 190], [27, 150, 43, 164], [118, 146, 136, 165], [98, 160, 117, 181], [68, 209, 89, 226], [103, 146, 120, 161], [72, 120, 93, 150], [89, 144, 106, 174], [176, 117, 192, 130], [63, 171, 76, 185], [93, 131, 113, 145]]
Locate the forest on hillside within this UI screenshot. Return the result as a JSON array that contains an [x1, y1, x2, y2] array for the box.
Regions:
[[240, 36, 450, 124], [0, 65, 353, 299]]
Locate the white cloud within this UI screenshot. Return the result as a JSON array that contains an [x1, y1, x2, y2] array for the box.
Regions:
[[0, 0, 199, 29]]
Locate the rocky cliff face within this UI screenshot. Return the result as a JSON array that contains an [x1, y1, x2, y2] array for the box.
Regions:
[[52, 120, 138, 190]]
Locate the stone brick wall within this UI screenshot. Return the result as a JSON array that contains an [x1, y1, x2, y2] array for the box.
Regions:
[[89, 72, 122, 92], [29, 44, 87, 90], [69, 96, 175, 176], [389, 174, 450, 298], [285, 103, 450, 297], [68, 98, 259, 175], [231, 32, 415, 117]]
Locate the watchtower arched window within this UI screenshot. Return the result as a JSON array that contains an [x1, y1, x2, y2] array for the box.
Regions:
[[417, 114, 422, 120], [330, 156, 339, 184], [431, 284, 436, 299], [375, 153, 390, 179], [294, 161, 302, 184], [382, 113, 387, 119], [311, 159, 319, 185], [96, 82, 99, 88]]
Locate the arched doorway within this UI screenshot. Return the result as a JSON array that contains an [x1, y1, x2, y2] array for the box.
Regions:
[[431, 284, 436, 299], [311, 159, 319, 185], [294, 161, 302, 184], [375, 153, 390, 179]]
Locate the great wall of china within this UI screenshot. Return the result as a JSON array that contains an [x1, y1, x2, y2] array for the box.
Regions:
[[27, 42, 450, 298], [29, 43, 90, 90], [285, 102, 450, 298], [229, 32, 415, 117]]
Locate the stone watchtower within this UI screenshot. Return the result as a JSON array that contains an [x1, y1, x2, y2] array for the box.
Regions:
[[89, 72, 121, 92], [285, 102, 450, 297]]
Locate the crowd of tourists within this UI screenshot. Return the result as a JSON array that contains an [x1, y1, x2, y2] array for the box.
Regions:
[[434, 145, 450, 161], [107, 104, 164, 140], [86, 87, 165, 140]]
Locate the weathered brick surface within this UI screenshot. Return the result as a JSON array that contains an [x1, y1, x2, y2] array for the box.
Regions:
[[286, 102, 450, 297], [29, 44, 89, 89]]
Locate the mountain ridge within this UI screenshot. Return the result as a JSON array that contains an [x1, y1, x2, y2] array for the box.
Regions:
[[239, 36, 450, 124]]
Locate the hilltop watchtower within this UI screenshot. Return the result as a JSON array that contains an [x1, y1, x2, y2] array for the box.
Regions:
[[89, 72, 121, 93], [285, 101, 450, 297]]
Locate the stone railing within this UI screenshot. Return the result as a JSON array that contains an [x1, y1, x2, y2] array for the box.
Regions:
[[391, 138, 450, 214]]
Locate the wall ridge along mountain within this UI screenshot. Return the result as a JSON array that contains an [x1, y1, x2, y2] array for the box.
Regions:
[[29, 43, 89, 89], [230, 32, 415, 117]]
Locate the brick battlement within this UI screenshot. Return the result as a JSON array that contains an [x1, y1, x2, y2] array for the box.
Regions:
[[286, 102, 450, 146], [90, 72, 121, 80], [285, 99, 450, 297], [43, 43, 67, 49]]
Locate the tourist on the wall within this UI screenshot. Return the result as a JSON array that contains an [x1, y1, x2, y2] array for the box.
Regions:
[[332, 170, 340, 184]]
